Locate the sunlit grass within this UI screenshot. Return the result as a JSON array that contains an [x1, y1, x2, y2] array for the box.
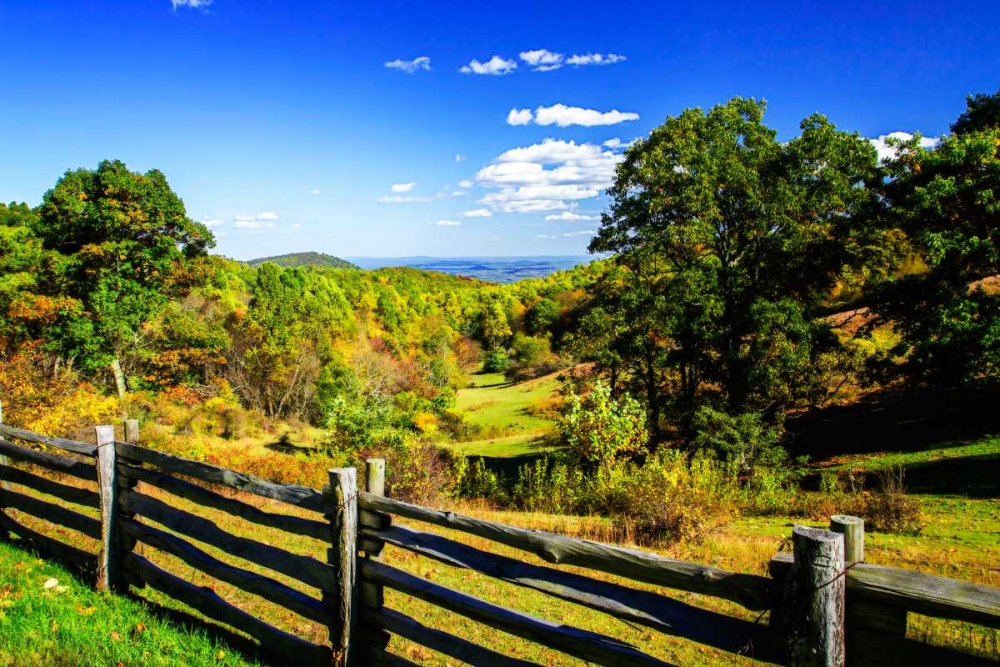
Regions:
[[0, 539, 259, 667]]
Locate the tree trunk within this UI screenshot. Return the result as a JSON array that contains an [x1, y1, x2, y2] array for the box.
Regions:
[[111, 357, 127, 399]]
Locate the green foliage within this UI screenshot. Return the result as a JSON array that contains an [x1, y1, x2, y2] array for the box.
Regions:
[[950, 88, 1000, 136], [588, 97, 893, 437], [873, 115, 1000, 385], [25, 160, 214, 389], [559, 382, 648, 468], [482, 348, 509, 373], [246, 251, 357, 269]]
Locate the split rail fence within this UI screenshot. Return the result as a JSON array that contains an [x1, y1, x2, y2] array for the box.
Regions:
[[0, 411, 997, 666]]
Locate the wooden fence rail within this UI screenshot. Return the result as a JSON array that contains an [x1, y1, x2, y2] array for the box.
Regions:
[[0, 411, 997, 666]]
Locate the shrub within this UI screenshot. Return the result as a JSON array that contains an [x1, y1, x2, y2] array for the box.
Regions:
[[559, 382, 647, 469], [482, 348, 509, 373]]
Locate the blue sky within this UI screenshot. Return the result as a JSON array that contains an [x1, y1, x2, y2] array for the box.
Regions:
[[1, 1, 998, 259]]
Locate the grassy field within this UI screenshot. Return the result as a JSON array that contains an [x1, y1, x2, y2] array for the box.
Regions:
[[2, 373, 999, 665], [0, 540, 259, 667], [452, 371, 563, 457]]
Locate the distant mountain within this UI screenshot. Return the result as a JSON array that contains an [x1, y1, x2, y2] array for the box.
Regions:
[[246, 252, 358, 269], [346, 256, 597, 283]]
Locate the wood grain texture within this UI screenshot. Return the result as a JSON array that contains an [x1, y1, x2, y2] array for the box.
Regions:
[[847, 563, 1000, 630], [126, 553, 333, 667], [366, 606, 540, 667], [829, 516, 864, 565], [359, 491, 771, 610], [361, 558, 679, 667], [366, 523, 770, 658], [326, 468, 358, 667], [123, 491, 336, 591], [119, 463, 329, 541], [0, 424, 97, 457], [115, 441, 325, 513], [0, 439, 96, 481], [121, 518, 331, 625], [0, 464, 99, 507], [0, 488, 101, 539], [783, 527, 845, 667], [96, 425, 119, 592]]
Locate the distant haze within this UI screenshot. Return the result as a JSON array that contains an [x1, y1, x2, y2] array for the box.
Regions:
[[347, 256, 597, 283]]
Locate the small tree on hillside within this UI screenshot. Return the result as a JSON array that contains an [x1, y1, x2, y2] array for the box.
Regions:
[[559, 382, 648, 471]]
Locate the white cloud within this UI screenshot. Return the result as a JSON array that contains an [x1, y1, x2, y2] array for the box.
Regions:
[[202, 218, 223, 228], [535, 230, 596, 239], [458, 179, 474, 188], [519, 49, 564, 71], [455, 154, 466, 162], [460, 56, 517, 76], [379, 191, 466, 204], [474, 138, 623, 213], [391, 182, 417, 193], [292, 223, 302, 228], [171, 0, 211, 10], [566, 53, 626, 66], [460, 208, 493, 218], [534, 104, 638, 127], [232, 212, 279, 229], [384, 56, 431, 74], [434, 220, 461, 226], [545, 211, 599, 221], [310, 189, 321, 195], [603, 138, 622, 149], [507, 108, 534, 126], [870, 131, 940, 163]]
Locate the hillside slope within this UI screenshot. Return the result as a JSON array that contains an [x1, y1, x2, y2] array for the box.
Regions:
[[246, 252, 357, 269]]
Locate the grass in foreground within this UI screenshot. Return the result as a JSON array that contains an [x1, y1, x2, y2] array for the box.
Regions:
[[0, 539, 260, 667]]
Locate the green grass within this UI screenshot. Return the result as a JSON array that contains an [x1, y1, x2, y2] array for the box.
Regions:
[[821, 436, 1000, 497], [0, 540, 259, 667], [452, 371, 563, 457]]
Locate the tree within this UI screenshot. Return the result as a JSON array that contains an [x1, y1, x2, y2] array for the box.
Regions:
[[950, 89, 1000, 136], [559, 382, 648, 471], [590, 97, 889, 428], [33, 160, 214, 395], [872, 101, 1000, 385]]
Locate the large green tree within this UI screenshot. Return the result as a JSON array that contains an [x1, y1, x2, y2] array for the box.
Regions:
[[590, 97, 891, 431], [33, 159, 214, 395], [872, 95, 1000, 385]]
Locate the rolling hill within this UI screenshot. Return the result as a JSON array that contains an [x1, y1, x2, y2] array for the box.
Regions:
[[246, 252, 357, 269]]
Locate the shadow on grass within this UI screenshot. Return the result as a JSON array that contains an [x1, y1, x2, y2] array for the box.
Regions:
[[263, 434, 318, 456], [893, 453, 1000, 498], [787, 383, 1000, 461]]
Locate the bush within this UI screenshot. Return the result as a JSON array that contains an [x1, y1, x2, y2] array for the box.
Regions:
[[482, 348, 509, 373], [559, 382, 647, 469]]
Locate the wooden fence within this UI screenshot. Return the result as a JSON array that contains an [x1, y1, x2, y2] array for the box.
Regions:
[[0, 414, 997, 666]]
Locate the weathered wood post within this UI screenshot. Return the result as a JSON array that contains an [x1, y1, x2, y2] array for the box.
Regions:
[[124, 419, 140, 447], [326, 468, 358, 667], [783, 525, 846, 667], [0, 400, 9, 493], [829, 515, 864, 565], [95, 424, 122, 592], [0, 401, 10, 540], [118, 419, 141, 583], [360, 458, 391, 661]]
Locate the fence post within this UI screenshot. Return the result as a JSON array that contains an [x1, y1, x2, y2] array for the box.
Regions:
[[95, 424, 122, 592], [0, 401, 9, 541], [0, 400, 9, 492], [783, 525, 845, 667], [360, 458, 390, 660], [119, 419, 141, 584], [829, 515, 863, 565], [326, 468, 358, 667]]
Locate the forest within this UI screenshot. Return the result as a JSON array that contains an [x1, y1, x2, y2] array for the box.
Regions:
[[1, 91, 998, 544]]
